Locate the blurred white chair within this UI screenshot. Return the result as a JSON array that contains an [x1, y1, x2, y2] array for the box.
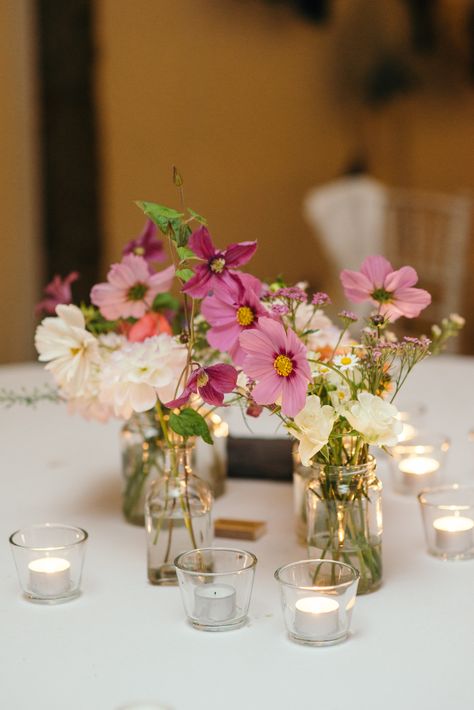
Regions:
[[384, 189, 471, 325]]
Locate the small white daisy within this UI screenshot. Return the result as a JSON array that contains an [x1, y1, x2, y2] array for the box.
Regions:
[[334, 352, 360, 371]]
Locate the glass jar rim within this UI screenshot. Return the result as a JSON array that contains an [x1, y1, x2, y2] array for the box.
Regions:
[[310, 454, 376, 475], [418, 483, 474, 508], [174, 547, 257, 575], [274, 558, 360, 590], [9, 523, 88, 551]]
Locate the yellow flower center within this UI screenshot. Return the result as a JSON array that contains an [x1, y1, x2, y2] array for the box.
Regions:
[[210, 257, 226, 274], [236, 306, 254, 327], [340, 356, 352, 366], [197, 371, 209, 387], [69, 347, 80, 356], [134, 246, 145, 256], [273, 354, 293, 377]]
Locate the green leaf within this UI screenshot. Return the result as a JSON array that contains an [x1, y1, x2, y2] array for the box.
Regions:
[[188, 208, 208, 225], [176, 268, 194, 282], [136, 201, 184, 237], [176, 222, 191, 247], [177, 246, 195, 261], [151, 293, 180, 312], [169, 408, 213, 445]]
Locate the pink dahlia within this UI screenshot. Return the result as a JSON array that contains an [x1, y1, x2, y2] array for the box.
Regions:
[[165, 363, 238, 408], [182, 226, 257, 298], [239, 317, 311, 417], [35, 271, 79, 317], [91, 254, 174, 320], [201, 274, 267, 366], [122, 219, 165, 264], [340, 255, 431, 321]]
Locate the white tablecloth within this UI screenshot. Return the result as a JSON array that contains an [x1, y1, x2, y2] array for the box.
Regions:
[[0, 357, 473, 710]]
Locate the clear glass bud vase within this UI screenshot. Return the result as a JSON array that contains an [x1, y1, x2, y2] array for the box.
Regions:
[[145, 442, 213, 586], [306, 456, 382, 595], [120, 411, 165, 526]]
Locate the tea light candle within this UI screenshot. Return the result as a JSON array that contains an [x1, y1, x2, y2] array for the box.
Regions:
[[28, 557, 71, 596], [194, 583, 236, 621], [398, 456, 440, 491], [433, 515, 474, 554], [294, 596, 340, 638]]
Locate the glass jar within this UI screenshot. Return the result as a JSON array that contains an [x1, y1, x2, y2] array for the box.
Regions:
[[145, 442, 213, 586], [292, 443, 313, 545], [306, 456, 382, 595], [120, 411, 165, 526]]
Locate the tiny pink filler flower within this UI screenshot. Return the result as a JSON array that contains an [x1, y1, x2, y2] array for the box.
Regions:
[[35, 271, 79, 317], [182, 226, 257, 298], [340, 255, 431, 321], [239, 317, 311, 417], [91, 254, 175, 320]]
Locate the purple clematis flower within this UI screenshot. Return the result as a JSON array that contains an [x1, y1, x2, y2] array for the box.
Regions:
[[182, 227, 257, 298], [35, 271, 79, 317], [165, 363, 238, 408], [123, 219, 166, 265]]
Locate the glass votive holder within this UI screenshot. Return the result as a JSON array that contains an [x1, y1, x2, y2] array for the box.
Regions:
[[395, 401, 426, 442], [9, 523, 88, 603], [274, 559, 359, 646], [389, 432, 450, 495], [174, 547, 257, 631], [418, 485, 474, 560]]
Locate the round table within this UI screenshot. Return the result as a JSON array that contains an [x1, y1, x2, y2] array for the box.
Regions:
[[0, 357, 473, 710]]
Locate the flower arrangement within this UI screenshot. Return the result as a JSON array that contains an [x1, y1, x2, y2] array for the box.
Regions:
[[28, 172, 465, 588]]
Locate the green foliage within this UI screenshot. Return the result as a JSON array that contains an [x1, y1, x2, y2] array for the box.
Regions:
[[169, 408, 213, 445], [81, 304, 118, 335], [136, 201, 186, 245], [176, 268, 194, 282], [177, 246, 196, 261], [151, 293, 180, 312], [187, 208, 207, 225]]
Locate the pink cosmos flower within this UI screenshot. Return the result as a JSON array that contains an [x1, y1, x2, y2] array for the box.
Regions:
[[91, 254, 175, 320], [128, 312, 172, 342], [165, 363, 238, 408], [239, 317, 311, 417], [340, 255, 431, 321], [201, 274, 267, 366], [182, 226, 257, 298], [35, 271, 79, 317], [123, 219, 165, 265]]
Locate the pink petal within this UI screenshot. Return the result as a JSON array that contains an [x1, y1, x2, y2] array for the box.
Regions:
[[280, 375, 308, 417], [252, 373, 283, 405], [391, 287, 431, 318], [228, 340, 247, 367], [206, 323, 242, 351], [236, 272, 263, 296], [241, 353, 275, 379], [164, 385, 193, 409], [360, 255, 393, 288], [239, 327, 274, 356], [253, 317, 287, 351], [384, 266, 418, 292], [198, 382, 225, 406], [182, 267, 213, 298], [339, 269, 373, 302], [122, 253, 150, 282], [201, 294, 237, 324], [188, 227, 216, 259], [149, 264, 175, 293], [206, 363, 238, 392], [224, 241, 257, 267]]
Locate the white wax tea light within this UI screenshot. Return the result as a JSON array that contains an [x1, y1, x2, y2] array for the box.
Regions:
[[28, 557, 71, 597], [294, 596, 340, 639], [398, 456, 440, 491], [194, 583, 236, 621], [433, 515, 474, 554]]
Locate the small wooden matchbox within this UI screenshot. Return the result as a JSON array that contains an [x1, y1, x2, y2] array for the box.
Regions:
[[214, 518, 267, 540]]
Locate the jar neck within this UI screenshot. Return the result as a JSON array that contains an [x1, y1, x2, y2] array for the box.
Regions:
[[161, 442, 194, 478], [311, 456, 376, 482]]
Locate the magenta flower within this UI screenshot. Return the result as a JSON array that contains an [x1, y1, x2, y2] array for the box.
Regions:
[[123, 219, 165, 264], [165, 363, 238, 408], [201, 274, 267, 366], [182, 226, 257, 298], [340, 255, 431, 321], [91, 254, 175, 320], [35, 272, 79, 317], [239, 317, 311, 417]]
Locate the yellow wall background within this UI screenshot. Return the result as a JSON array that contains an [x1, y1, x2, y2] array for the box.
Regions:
[[0, 0, 41, 363], [95, 0, 474, 349]]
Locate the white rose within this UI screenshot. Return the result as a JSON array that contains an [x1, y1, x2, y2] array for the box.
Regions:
[[289, 395, 337, 466], [343, 392, 402, 447]]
